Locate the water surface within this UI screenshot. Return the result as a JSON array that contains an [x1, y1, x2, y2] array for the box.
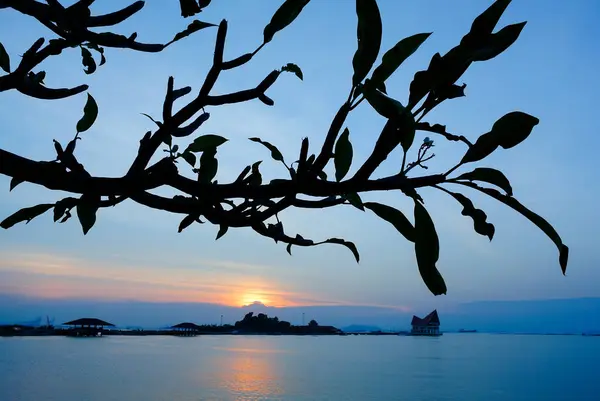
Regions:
[[0, 334, 598, 400]]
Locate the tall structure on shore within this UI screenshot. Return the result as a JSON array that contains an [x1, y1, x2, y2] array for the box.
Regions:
[[410, 310, 442, 336]]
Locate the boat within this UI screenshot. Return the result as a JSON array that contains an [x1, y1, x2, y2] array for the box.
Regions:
[[458, 329, 477, 333]]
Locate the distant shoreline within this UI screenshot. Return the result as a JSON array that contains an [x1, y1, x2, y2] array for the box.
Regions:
[[1, 329, 598, 338]]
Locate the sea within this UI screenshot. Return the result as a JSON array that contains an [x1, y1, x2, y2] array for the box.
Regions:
[[0, 334, 598, 401]]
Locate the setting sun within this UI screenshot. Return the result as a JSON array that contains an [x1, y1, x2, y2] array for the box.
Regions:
[[240, 293, 269, 307]]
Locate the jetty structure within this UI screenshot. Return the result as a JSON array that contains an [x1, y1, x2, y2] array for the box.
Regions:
[[62, 318, 115, 337], [410, 310, 442, 336], [170, 322, 201, 337]]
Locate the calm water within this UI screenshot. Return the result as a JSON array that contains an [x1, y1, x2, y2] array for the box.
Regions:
[[0, 334, 598, 401]]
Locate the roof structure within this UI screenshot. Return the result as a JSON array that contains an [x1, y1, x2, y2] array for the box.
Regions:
[[62, 318, 115, 327], [410, 310, 440, 327], [171, 322, 201, 329]]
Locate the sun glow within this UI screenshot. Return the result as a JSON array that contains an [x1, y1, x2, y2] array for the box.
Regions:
[[240, 293, 269, 307]]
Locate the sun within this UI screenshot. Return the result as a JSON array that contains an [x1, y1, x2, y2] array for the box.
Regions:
[[240, 292, 269, 307]]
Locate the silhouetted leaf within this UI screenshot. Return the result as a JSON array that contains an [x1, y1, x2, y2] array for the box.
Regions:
[[281, 63, 303, 80], [179, 0, 201, 17], [84, 43, 106, 66], [363, 86, 416, 152], [216, 225, 228, 240], [471, 22, 526, 62], [181, 152, 196, 167], [414, 201, 447, 295], [178, 214, 196, 232], [246, 161, 263, 186], [0, 42, 10, 72], [324, 238, 360, 263], [286, 243, 293, 255], [169, 20, 216, 45], [141, 113, 162, 127], [186, 134, 228, 153], [263, 0, 310, 44], [9, 178, 23, 192], [76, 193, 100, 235], [198, 148, 218, 184], [371, 32, 431, 89], [461, 111, 539, 163], [344, 192, 364, 211], [334, 128, 353, 181], [249, 137, 285, 163], [80, 47, 97, 75], [0, 204, 54, 229], [494, 111, 539, 149], [267, 221, 285, 243], [76, 93, 98, 133], [352, 0, 382, 86], [363, 84, 406, 118], [457, 181, 568, 275], [54, 197, 78, 222], [443, 190, 494, 241], [455, 167, 513, 196], [364, 202, 415, 242], [461, 0, 512, 48]]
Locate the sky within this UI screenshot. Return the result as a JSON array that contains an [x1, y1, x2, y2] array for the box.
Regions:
[[0, 0, 599, 323]]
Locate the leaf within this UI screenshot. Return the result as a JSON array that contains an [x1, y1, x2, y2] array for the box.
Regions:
[[249, 137, 284, 163], [324, 238, 360, 263], [85, 43, 106, 66], [413, 201, 447, 295], [462, 0, 512, 47], [352, 0, 382, 87], [76, 194, 99, 235], [186, 134, 228, 153], [0, 41, 10, 73], [170, 20, 216, 45], [363, 86, 416, 152], [461, 111, 539, 164], [371, 32, 431, 89], [263, 0, 310, 44], [9, 178, 23, 192], [364, 202, 415, 242], [216, 225, 228, 240], [281, 63, 303, 80], [181, 152, 196, 167], [198, 148, 218, 184], [442, 190, 495, 241], [455, 167, 513, 196], [493, 111, 539, 150], [1, 204, 54, 229], [267, 221, 285, 243], [76, 93, 98, 133], [334, 128, 353, 181], [141, 112, 158, 124], [80, 46, 97, 75], [179, 0, 201, 17], [286, 243, 293, 255], [457, 181, 569, 275], [344, 192, 364, 211], [54, 197, 78, 223], [178, 214, 196, 232], [363, 84, 407, 119], [471, 22, 527, 62]]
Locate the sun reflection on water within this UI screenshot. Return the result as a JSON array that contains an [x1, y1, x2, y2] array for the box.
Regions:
[[211, 339, 286, 399]]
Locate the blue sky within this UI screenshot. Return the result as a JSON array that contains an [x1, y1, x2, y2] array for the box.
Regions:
[[0, 0, 599, 313]]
